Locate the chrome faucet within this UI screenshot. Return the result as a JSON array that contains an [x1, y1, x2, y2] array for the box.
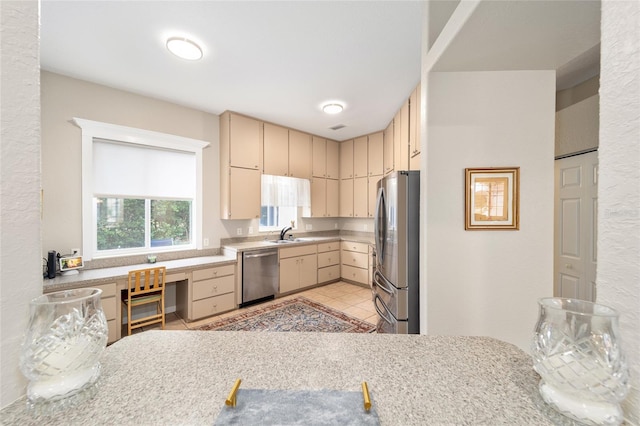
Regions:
[[279, 226, 292, 240]]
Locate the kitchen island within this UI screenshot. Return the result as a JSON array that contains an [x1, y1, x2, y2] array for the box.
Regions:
[[1, 331, 554, 425]]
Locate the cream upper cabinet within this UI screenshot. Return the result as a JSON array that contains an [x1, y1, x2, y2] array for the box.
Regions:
[[409, 83, 422, 171], [340, 139, 354, 179], [312, 136, 326, 178], [339, 178, 353, 217], [383, 120, 394, 175], [225, 167, 261, 219], [326, 179, 339, 217], [263, 123, 289, 176], [310, 178, 326, 217], [368, 132, 384, 176], [224, 112, 262, 170], [394, 101, 409, 171], [353, 177, 368, 218], [326, 139, 340, 179], [353, 136, 368, 178], [368, 176, 381, 218], [289, 130, 312, 179]]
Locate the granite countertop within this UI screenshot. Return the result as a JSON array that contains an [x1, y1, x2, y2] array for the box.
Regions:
[[1, 331, 554, 425], [43, 255, 236, 292], [222, 235, 373, 254]]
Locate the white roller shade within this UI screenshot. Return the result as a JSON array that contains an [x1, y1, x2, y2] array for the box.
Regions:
[[261, 175, 310, 207], [93, 138, 196, 199]]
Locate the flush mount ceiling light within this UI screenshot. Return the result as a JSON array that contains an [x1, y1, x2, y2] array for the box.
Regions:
[[166, 37, 203, 61], [322, 103, 344, 114]]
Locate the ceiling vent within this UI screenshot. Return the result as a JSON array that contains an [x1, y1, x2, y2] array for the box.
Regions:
[[329, 124, 346, 131]]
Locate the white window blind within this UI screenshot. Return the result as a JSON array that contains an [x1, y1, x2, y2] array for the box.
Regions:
[[93, 138, 196, 199], [261, 175, 310, 207]]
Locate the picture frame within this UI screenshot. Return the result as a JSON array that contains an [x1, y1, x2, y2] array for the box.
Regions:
[[465, 167, 519, 230]]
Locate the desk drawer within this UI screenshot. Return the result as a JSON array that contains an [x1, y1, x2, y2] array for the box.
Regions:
[[341, 251, 368, 269], [317, 250, 340, 268], [192, 292, 235, 320], [193, 264, 235, 281], [193, 275, 235, 301]]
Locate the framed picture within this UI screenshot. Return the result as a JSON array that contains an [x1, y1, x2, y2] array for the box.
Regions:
[[465, 167, 519, 230]]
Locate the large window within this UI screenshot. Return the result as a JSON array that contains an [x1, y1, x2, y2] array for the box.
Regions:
[[260, 175, 310, 231], [75, 119, 208, 259]]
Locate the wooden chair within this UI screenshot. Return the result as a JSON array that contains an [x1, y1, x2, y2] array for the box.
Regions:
[[122, 266, 166, 336]]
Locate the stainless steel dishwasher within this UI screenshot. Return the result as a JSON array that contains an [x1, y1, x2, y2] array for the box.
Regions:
[[242, 248, 279, 306]]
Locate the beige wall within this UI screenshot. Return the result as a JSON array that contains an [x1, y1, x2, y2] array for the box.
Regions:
[[556, 75, 599, 111], [424, 70, 556, 352], [41, 71, 226, 257], [555, 95, 599, 158]]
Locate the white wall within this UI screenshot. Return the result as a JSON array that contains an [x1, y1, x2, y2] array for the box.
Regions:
[[40, 71, 227, 256], [424, 71, 555, 351], [555, 95, 599, 157], [0, 0, 42, 408], [598, 1, 640, 422]]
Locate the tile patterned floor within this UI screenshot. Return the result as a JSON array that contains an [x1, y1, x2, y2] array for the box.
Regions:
[[134, 281, 376, 333]]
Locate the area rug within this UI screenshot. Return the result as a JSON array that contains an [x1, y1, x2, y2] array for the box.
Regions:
[[194, 297, 375, 333]]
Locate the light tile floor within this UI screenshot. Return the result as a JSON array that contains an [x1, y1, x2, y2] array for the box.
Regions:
[[135, 281, 376, 333]]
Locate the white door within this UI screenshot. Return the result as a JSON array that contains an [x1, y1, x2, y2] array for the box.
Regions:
[[554, 151, 598, 301]]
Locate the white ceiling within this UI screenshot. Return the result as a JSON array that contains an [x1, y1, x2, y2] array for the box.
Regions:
[[40, 1, 600, 142]]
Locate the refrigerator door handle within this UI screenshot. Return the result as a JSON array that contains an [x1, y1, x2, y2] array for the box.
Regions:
[[373, 270, 394, 295], [374, 186, 386, 263], [373, 294, 395, 326]]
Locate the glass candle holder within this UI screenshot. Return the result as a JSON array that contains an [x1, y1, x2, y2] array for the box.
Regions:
[[532, 298, 630, 425], [19, 288, 108, 414]]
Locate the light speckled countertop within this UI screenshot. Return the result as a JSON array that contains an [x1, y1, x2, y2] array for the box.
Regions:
[[1, 331, 554, 425]]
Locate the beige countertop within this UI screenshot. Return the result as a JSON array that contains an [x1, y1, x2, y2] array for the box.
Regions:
[[42, 255, 236, 292], [0, 331, 554, 425]]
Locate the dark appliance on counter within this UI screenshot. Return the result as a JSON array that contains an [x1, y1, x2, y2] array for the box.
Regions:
[[241, 248, 279, 307], [47, 250, 58, 279], [373, 170, 420, 334]]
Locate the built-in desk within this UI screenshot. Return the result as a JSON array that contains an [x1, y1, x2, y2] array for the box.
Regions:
[[43, 255, 237, 342]]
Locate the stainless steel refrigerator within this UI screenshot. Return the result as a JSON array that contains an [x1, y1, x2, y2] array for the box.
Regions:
[[373, 170, 420, 334]]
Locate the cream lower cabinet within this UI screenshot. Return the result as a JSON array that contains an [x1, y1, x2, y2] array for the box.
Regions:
[[341, 241, 370, 285], [317, 242, 340, 284], [95, 283, 117, 344], [279, 244, 317, 293], [177, 264, 236, 321]]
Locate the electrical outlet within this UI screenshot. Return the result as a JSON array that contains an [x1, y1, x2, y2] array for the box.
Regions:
[[248, 227, 254, 234], [305, 224, 312, 231], [71, 248, 80, 255], [236, 228, 242, 236], [203, 238, 209, 247], [334, 223, 338, 229], [363, 224, 368, 231]]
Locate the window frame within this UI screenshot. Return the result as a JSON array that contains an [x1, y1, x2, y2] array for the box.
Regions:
[[74, 118, 209, 260]]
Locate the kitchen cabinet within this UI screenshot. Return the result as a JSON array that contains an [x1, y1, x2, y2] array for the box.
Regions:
[[340, 139, 354, 179], [341, 241, 370, 285], [279, 244, 317, 293], [368, 176, 382, 218], [220, 112, 262, 170], [288, 130, 312, 179], [312, 136, 327, 178], [310, 178, 339, 217], [178, 264, 236, 321], [326, 140, 339, 179], [339, 178, 353, 217], [383, 120, 394, 175], [353, 177, 368, 218], [393, 102, 409, 172], [409, 82, 421, 171], [367, 132, 384, 176], [220, 111, 263, 220], [263, 123, 289, 176], [317, 242, 340, 284], [221, 166, 261, 219], [353, 136, 368, 178]]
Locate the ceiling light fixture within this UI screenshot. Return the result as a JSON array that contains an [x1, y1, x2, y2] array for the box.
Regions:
[[322, 103, 344, 114], [166, 37, 203, 61]]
